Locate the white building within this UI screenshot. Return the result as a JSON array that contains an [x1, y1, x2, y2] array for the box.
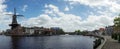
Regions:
[[24, 27, 34, 34], [23, 27, 45, 35]]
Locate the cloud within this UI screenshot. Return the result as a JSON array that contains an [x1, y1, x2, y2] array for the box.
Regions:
[[65, 0, 110, 7], [81, 15, 114, 30], [0, 0, 12, 31], [64, 6, 69, 11], [0, 0, 116, 32], [22, 4, 114, 32], [65, 0, 120, 14], [22, 5, 28, 12]]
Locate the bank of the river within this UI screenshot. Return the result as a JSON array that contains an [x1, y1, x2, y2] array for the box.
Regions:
[[84, 35, 105, 49], [102, 36, 120, 49], [96, 36, 106, 49]]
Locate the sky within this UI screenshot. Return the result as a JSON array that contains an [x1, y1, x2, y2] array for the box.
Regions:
[[0, 0, 120, 32]]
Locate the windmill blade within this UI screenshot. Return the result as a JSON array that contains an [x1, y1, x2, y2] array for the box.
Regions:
[[5, 14, 13, 17], [17, 15, 25, 20], [16, 15, 24, 17], [17, 15, 24, 18], [5, 14, 13, 15], [14, 8, 16, 15]]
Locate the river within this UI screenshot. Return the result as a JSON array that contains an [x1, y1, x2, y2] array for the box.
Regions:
[[0, 35, 95, 49]]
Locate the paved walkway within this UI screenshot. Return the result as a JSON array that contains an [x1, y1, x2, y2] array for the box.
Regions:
[[102, 36, 120, 49]]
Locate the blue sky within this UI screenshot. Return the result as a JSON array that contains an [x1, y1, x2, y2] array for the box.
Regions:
[[0, 0, 119, 32], [5, 0, 91, 19]]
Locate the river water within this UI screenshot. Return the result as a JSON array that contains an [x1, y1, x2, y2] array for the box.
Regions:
[[0, 35, 95, 49]]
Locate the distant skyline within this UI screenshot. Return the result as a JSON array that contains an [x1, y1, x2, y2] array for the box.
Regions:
[[0, 0, 119, 32]]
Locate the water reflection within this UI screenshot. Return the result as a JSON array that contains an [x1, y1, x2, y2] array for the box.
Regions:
[[11, 37, 23, 49]]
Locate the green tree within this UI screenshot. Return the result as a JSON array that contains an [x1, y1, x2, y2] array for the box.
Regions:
[[113, 14, 120, 40], [75, 30, 81, 35], [82, 31, 88, 35], [114, 17, 120, 30], [75, 30, 88, 35], [59, 29, 65, 34], [114, 15, 120, 34]]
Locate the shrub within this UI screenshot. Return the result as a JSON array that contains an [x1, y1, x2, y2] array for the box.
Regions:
[[111, 33, 114, 39], [114, 33, 118, 40], [112, 33, 117, 40], [118, 34, 120, 43]]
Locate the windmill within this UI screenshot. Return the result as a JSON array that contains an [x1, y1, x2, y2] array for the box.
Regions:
[[6, 8, 24, 30]]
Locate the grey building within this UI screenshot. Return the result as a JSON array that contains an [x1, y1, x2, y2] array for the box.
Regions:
[[105, 26, 114, 35]]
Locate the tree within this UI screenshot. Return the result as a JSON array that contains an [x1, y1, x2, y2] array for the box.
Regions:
[[114, 17, 120, 28], [114, 15, 120, 33], [75, 30, 81, 35], [112, 14, 120, 40], [58, 29, 65, 34], [75, 30, 89, 35]]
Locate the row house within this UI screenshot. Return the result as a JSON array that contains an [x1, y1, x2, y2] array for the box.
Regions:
[[23, 27, 55, 35], [104, 26, 114, 35], [23, 27, 44, 35]]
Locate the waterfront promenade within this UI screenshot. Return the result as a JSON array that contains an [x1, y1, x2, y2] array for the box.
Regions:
[[102, 36, 120, 49]]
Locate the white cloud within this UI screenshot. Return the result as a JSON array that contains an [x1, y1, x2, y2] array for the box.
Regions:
[[65, 0, 110, 7], [64, 6, 69, 11], [81, 15, 114, 30], [0, 0, 12, 31], [65, 0, 120, 14], [63, 0, 120, 31], [22, 5, 28, 12], [0, 0, 117, 32], [45, 4, 59, 12], [22, 4, 114, 32]]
